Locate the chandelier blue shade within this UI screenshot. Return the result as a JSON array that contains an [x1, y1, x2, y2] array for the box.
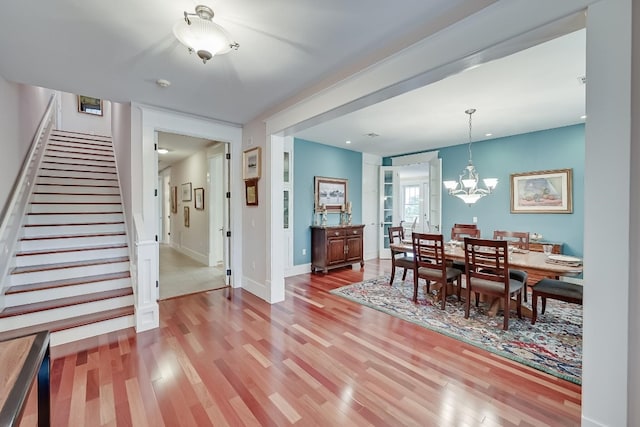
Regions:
[[443, 108, 498, 205]]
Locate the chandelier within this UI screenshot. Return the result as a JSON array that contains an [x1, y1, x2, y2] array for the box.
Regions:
[[173, 5, 239, 64], [443, 108, 498, 205]]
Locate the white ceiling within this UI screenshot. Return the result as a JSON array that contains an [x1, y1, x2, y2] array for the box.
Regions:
[[0, 2, 584, 159], [295, 28, 586, 156]]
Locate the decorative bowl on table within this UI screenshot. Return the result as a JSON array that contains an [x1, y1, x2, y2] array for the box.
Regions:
[[530, 233, 543, 241]]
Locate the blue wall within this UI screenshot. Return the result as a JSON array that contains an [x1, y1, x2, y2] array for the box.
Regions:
[[397, 124, 584, 256], [294, 138, 363, 265]]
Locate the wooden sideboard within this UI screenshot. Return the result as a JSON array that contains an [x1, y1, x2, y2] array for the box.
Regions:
[[311, 225, 365, 273]]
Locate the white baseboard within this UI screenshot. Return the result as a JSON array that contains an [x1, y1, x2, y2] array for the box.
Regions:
[[171, 243, 208, 265], [285, 263, 312, 277], [242, 276, 269, 301]]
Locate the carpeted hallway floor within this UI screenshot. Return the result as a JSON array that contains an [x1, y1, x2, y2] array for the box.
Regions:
[[158, 244, 227, 299]]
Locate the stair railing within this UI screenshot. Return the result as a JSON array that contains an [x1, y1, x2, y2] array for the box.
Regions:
[[0, 93, 57, 300]]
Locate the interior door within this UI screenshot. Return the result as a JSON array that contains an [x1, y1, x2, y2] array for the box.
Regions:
[[379, 159, 442, 257], [379, 166, 400, 258], [428, 156, 442, 233]]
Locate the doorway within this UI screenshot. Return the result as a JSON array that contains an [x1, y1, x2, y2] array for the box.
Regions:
[[156, 132, 230, 299]]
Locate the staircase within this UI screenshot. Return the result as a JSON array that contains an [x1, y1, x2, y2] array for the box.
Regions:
[[0, 130, 135, 346]]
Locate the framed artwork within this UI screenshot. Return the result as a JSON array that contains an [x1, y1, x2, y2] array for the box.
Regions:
[[184, 206, 190, 227], [243, 147, 261, 180], [170, 186, 177, 214], [181, 182, 192, 201], [510, 168, 573, 213], [194, 187, 204, 210], [314, 176, 347, 212], [245, 178, 259, 206], [77, 95, 103, 116]]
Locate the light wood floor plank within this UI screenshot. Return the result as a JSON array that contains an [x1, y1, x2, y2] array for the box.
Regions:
[[21, 258, 582, 426]]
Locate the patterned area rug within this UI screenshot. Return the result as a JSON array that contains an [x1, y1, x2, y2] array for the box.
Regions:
[[330, 275, 582, 384]]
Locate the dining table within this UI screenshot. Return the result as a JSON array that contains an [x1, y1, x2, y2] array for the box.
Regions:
[[390, 240, 583, 317]]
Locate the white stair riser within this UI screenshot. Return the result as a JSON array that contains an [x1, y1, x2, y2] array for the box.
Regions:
[[15, 246, 129, 267], [47, 145, 113, 156], [51, 133, 112, 144], [19, 234, 126, 251], [35, 184, 119, 195], [48, 141, 112, 152], [32, 194, 121, 203], [50, 315, 135, 347], [29, 203, 123, 214], [10, 261, 130, 286], [4, 277, 132, 307], [40, 161, 115, 173], [23, 223, 124, 238], [0, 295, 134, 332], [42, 156, 115, 168], [26, 213, 124, 225], [36, 177, 118, 187], [44, 150, 113, 165], [38, 169, 117, 180]]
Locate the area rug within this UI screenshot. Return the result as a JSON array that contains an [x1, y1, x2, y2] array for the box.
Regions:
[[330, 275, 582, 384]]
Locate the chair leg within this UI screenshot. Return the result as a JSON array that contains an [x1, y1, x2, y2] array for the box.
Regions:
[[464, 283, 471, 319], [440, 282, 446, 310], [531, 293, 538, 325], [475, 292, 479, 307], [516, 291, 522, 319], [542, 296, 547, 314], [401, 268, 408, 281], [523, 282, 528, 302], [413, 274, 419, 302], [503, 297, 509, 330], [456, 278, 461, 301], [390, 263, 396, 285]]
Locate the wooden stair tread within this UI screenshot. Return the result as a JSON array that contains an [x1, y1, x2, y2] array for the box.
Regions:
[[0, 306, 134, 342], [36, 183, 120, 188], [5, 271, 131, 294], [16, 243, 127, 257], [27, 211, 123, 215], [12, 256, 129, 275], [37, 175, 117, 182], [0, 288, 133, 319], [21, 231, 125, 241], [24, 221, 124, 228]]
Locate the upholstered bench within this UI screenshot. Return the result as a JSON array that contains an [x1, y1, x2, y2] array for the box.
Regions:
[[531, 278, 583, 324]]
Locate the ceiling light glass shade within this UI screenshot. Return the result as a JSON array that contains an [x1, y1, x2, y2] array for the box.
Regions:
[[173, 5, 238, 64], [173, 20, 232, 62], [443, 109, 497, 205]]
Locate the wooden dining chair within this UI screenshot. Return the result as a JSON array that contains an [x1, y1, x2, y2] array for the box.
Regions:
[[450, 226, 481, 273], [388, 226, 414, 285], [493, 230, 530, 301], [493, 230, 530, 249], [463, 237, 524, 330], [412, 232, 462, 309]]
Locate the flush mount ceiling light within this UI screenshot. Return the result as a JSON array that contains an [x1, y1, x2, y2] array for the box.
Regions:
[[443, 108, 498, 205], [173, 5, 239, 64]]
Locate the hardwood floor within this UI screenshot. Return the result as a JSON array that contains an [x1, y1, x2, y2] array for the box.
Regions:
[[20, 259, 581, 426]]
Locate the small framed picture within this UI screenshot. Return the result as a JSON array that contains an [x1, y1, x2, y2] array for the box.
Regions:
[[243, 147, 261, 180], [181, 182, 192, 201], [194, 187, 204, 210], [245, 179, 259, 206], [170, 186, 177, 213], [184, 206, 190, 227], [77, 95, 103, 116], [314, 176, 348, 212]]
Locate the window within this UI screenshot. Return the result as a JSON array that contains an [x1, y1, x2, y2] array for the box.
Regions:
[[403, 185, 420, 228]]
